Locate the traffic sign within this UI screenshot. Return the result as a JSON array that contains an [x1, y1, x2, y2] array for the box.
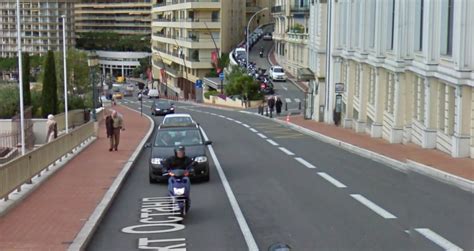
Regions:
[[219, 72, 225, 81], [195, 79, 203, 88]]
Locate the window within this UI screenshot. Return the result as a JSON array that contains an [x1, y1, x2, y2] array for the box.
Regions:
[[211, 11, 219, 22], [440, 0, 454, 55], [385, 73, 395, 114], [387, 0, 396, 50], [367, 0, 377, 48], [354, 64, 361, 98], [368, 68, 376, 105], [354, 1, 360, 48], [414, 0, 424, 51]]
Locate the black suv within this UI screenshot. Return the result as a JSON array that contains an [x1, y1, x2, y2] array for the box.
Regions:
[[148, 125, 212, 183], [151, 99, 175, 116]]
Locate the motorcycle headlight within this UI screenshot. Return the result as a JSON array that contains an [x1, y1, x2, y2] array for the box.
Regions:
[[194, 156, 207, 163], [173, 187, 185, 196], [151, 158, 163, 165], [155, 108, 161, 111]]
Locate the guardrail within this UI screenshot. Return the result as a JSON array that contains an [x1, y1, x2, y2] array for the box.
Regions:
[[0, 120, 96, 201], [55, 109, 87, 132]]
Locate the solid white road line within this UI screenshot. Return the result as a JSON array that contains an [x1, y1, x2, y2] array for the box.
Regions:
[[242, 124, 250, 128], [278, 147, 295, 156], [257, 133, 267, 139], [294, 98, 301, 103], [294, 157, 316, 169], [285, 98, 292, 103], [350, 194, 397, 219], [219, 115, 226, 118], [415, 228, 463, 251], [250, 128, 258, 133], [266, 139, 279, 146], [317, 172, 347, 188], [199, 128, 259, 251], [235, 121, 243, 124]]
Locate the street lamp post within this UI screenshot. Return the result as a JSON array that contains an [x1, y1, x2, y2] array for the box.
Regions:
[[88, 52, 99, 121], [16, 0, 26, 155], [246, 8, 268, 71], [61, 15, 69, 133]]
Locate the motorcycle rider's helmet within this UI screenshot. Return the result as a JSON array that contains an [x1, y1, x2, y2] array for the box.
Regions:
[[174, 145, 185, 156]]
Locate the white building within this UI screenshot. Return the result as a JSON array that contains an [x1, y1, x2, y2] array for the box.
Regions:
[[96, 51, 151, 78], [311, 0, 474, 158]]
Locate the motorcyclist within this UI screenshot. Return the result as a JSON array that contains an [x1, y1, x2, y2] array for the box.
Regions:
[[162, 146, 195, 203], [259, 47, 264, 57]]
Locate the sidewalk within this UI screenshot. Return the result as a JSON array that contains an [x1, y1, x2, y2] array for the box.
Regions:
[[0, 105, 151, 251], [268, 48, 309, 92], [281, 115, 474, 182]]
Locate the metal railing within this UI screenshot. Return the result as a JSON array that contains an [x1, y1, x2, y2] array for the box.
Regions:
[[153, 18, 220, 23], [55, 109, 88, 132], [0, 121, 95, 201], [153, 0, 218, 7], [153, 33, 220, 43]]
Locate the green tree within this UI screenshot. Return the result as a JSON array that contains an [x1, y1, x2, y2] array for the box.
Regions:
[[224, 66, 261, 99], [22, 53, 32, 106], [0, 85, 19, 118], [41, 51, 58, 116]]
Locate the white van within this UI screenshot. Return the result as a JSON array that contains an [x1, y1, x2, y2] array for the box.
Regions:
[[148, 89, 159, 99]]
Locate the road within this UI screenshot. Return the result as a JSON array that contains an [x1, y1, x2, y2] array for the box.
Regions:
[[87, 96, 473, 251], [249, 25, 305, 113]]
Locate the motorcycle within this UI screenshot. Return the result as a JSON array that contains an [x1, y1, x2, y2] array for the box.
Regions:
[[163, 167, 193, 217], [259, 50, 264, 58]]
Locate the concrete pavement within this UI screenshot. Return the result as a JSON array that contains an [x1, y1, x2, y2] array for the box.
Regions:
[[0, 105, 152, 251]]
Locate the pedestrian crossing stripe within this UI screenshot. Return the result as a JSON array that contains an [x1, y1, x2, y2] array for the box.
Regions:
[[294, 98, 301, 103], [285, 98, 292, 103]]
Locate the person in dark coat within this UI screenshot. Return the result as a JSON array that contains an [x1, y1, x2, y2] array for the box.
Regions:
[[105, 112, 114, 151], [275, 97, 283, 116], [267, 96, 275, 118]]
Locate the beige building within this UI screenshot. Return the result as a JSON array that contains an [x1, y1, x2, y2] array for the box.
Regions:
[[0, 0, 76, 57], [74, 0, 151, 35], [311, 0, 474, 158], [151, 0, 245, 99], [271, 0, 309, 76], [247, 0, 272, 31]]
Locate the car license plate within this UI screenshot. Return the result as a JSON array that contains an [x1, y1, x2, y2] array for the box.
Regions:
[[163, 110, 168, 112]]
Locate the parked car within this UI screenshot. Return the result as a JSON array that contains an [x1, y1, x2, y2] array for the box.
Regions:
[[160, 114, 196, 128], [112, 90, 123, 99], [148, 125, 212, 183], [151, 99, 175, 116], [263, 33, 273, 41], [269, 66, 287, 81]]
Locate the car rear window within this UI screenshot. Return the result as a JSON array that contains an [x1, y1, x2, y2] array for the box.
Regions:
[[163, 117, 193, 125], [154, 129, 203, 147]]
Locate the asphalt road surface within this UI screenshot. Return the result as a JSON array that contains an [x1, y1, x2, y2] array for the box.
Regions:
[[249, 25, 305, 114], [87, 97, 473, 251]]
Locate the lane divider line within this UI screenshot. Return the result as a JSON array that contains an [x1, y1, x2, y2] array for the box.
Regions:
[[257, 133, 267, 139], [266, 139, 279, 146], [278, 147, 295, 156], [350, 194, 397, 219], [250, 128, 258, 133], [242, 124, 250, 128], [199, 128, 259, 251], [414, 228, 463, 251], [317, 172, 347, 188], [294, 157, 316, 169]]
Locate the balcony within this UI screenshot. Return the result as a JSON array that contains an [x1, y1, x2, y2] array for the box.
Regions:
[[271, 5, 284, 13], [152, 0, 220, 11], [152, 47, 213, 69], [152, 18, 220, 29], [287, 32, 308, 44], [290, 4, 309, 13], [152, 59, 183, 77], [152, 33, 220, 49]]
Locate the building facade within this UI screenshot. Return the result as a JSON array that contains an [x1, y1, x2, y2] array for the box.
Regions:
[[313, 0, 474, 158], [271, 0, 310, 76], [74, 0, 151, 35], [151, 0, 245, 99], [0, 0, 76, 57], [247, 0, 272, 32]]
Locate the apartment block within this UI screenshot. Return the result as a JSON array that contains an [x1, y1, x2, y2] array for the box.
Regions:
[[74, 0, 151, 35], [0, 0, 76, 57], [272, 0, 310, 76], [312, 0, 474, 158], [151, 0, 245, 99]]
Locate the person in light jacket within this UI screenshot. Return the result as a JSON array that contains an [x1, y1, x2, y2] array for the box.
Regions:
[[46, 114, 58, 143]]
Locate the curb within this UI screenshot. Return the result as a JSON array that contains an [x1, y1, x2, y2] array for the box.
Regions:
[[0, 137, 96, 217], [68, 105, 155, 251], [241, 111, 474, 193]]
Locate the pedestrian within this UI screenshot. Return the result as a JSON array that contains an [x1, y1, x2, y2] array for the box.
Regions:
[[275, 96, 283, 116], [107, 110, 125, 151], [267, 95, 275, 118], [46, 114, 58, 143]]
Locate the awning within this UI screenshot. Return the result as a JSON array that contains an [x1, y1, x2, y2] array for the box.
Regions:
[[297, 68, 315, 81]]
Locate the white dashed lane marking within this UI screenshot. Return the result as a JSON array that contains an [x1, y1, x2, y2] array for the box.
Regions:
[[278, 147, 295, 156], [317, 172, 347, 188], [350, 194, 397, 219], [242, 124, 250, 128], [249, 128, 258, 133], [294, 157, 316, 169], [257, 133, 267, 139], [266, 139, 279, 146], [414, 228, 463, 251]]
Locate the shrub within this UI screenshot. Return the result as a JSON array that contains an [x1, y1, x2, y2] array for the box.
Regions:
[[204, 90, 219, 99], [0, 85, 19, 118]]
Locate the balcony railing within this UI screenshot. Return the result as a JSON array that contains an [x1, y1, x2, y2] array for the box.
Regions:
[[271, 5, 284, 13], [290, 4, 309, 12], [153, 0, 219, 8], [153, 18, 220, 23], [287, 32, 309, 42], [153, 33, 220, 43]]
